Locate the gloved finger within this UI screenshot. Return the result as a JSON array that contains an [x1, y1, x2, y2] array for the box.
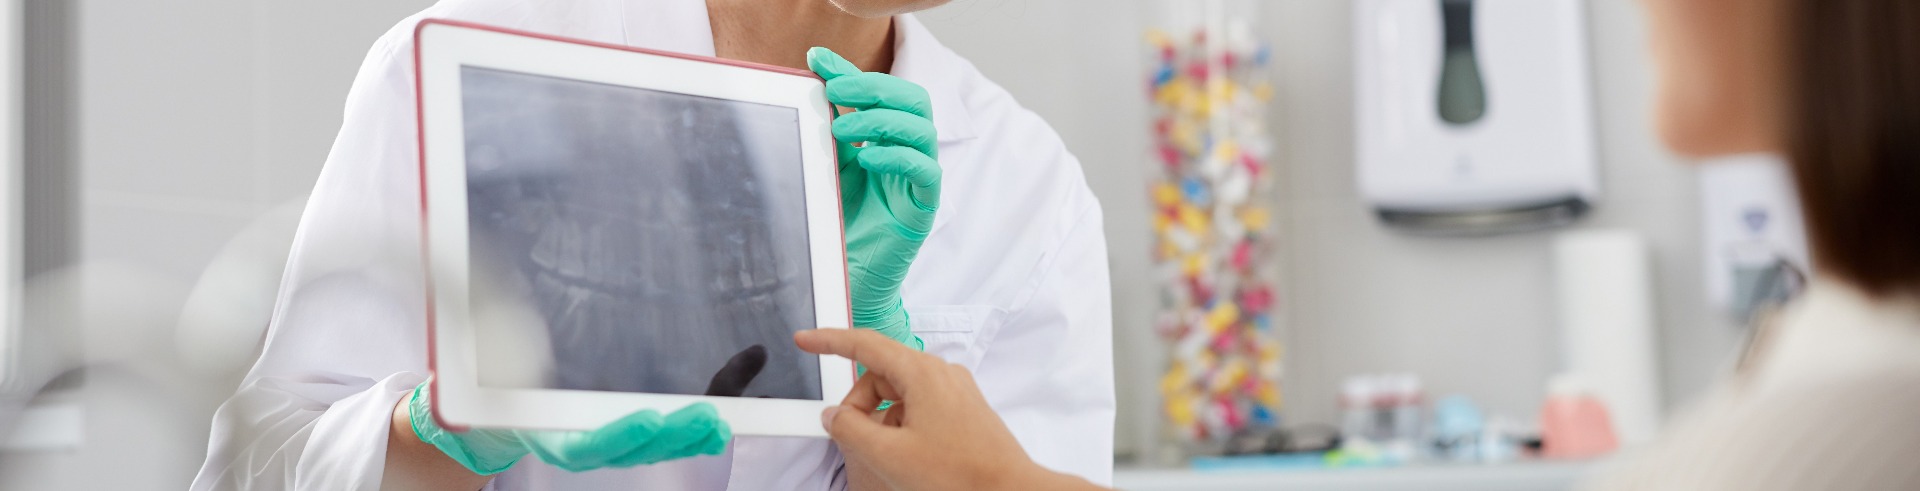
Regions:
[[835, 138, 864, 173], [604, 403, 731, 467], [825, 72, 932, 119], [545, 407, 676, 471], [523, 427, 623, 472], [854, 146, 941, 211], [832, 109, 938, 159], [807, 47, 863, 82], [852, 304, 920, 350]]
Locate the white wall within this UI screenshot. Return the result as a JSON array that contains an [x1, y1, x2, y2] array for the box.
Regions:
[[0, 1, 437, 488], [78, 0, 436, 280], [915, 0, 1165, 460], [921, 0, 1746, 462], [1269, 0, 1742, 429]]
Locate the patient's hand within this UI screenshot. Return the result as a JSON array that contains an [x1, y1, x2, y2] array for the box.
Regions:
[[794, 329, 1106, 491]]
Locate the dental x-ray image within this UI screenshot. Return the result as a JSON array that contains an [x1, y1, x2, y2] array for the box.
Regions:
[[460, 66, 822, 401]]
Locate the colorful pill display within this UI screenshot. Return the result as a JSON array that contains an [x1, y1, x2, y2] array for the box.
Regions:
[[1146, 22, 1283, 446]]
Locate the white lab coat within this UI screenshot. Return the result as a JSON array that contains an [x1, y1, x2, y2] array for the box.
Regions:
[[190, 1, 1115, 489]]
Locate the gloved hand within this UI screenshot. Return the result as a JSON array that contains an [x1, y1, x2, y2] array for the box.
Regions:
[[407, 380, 732, 475], [807, 47, 938, 351]]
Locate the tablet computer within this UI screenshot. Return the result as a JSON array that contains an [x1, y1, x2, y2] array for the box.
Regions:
[[414, 19, 853, 438]]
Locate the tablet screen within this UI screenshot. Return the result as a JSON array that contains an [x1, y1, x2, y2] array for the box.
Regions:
[[460, 66, 823, 401]]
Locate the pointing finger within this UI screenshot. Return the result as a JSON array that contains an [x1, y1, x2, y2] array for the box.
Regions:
[[794, 329, 928, 388]]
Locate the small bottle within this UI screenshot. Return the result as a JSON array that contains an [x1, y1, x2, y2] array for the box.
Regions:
[[1385, 374, 1425, 461], [1431, 395, 1484, 461], [1340, 377, 1377, 450], [1370, 377, 1396, 444]]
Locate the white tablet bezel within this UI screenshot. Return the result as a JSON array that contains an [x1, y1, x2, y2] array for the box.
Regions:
[[414, 19, 852, 438]]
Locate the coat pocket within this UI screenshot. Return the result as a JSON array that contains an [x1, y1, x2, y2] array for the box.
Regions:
[[906, 304, 1001, 370]]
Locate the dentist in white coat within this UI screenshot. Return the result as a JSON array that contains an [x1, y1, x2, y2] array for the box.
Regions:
[[189, 0, 1114, 489]]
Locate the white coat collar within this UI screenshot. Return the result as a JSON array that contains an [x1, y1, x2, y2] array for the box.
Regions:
[[890, 14, 978, 143], [618, 1, 977, 143]]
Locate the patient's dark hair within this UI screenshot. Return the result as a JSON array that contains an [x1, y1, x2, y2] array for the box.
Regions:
[[1781, 0, 1920, 297]]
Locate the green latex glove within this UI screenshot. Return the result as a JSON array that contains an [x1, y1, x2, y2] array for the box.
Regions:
[[407, 382, 731, 475], [807, 47, 937, 351]]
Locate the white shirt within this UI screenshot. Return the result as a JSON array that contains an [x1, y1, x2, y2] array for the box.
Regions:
[[189, 1, 1115, 489], [1582, 278, 1920, 490]]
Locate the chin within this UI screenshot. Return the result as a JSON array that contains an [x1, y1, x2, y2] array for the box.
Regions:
[[1656, 112, 1775, 160], [1657, 116, 1729, 159], [1653, 83, 1778, 159], [827, 0, 951, 18]]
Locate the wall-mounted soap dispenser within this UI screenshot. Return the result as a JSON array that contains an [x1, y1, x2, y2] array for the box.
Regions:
[[1355, 0, 1599, 235]]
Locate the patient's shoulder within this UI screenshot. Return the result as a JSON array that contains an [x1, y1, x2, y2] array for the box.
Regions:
[[1584, 368, 1920, 491]]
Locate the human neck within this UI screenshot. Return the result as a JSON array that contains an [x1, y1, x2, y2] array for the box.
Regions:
[[706, 0, 895, 73]]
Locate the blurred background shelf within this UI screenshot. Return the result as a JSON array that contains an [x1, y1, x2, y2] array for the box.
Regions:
[[1115, 461, 1596, 491]]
